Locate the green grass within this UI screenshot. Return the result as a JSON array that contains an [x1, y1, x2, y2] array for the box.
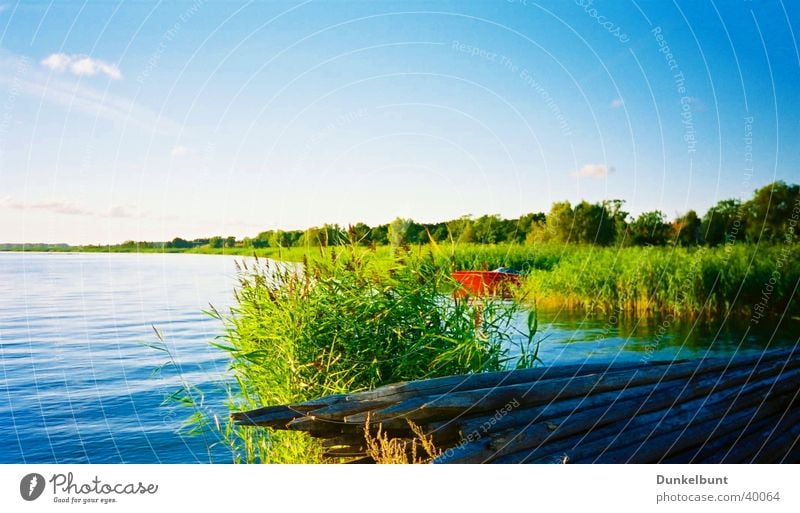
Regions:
[[19, 240, 797, 319], [3, 242, 399, 264], [520, 244, 800, 317], [396, 242, 798, 319], [164, 240, 797, 462], [191, 246, 536, 463]]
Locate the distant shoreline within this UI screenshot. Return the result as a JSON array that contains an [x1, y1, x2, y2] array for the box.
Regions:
[[0, 245, 312, 262]]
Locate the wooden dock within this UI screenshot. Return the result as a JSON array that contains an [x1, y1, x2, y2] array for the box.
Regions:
[[232, 347, 800, 463]]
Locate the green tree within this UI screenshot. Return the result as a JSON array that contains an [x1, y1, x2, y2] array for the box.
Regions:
[[446, 216, 474, 243], [546, 201, 575, 243], [472, 214, 504, 244], [209, 236, 224, 249], [267, 230, 292, 248], [638, 211, 671, 245], [513, 213, 545, 243], [629, 211, 671, 245], [428, 222, 449, 243], [170, 237, 192, 249], [572, 201, 615, 245], [319, 224, 347, 246], [702, 199, 742, 246], [673, 210, 701, 246], [742, 181, 800, 243], [301, 227, 324, 247], [254, 231, 272, 248], [525, 218, 550, 244], [370, 224, 389, 246], [405, 221, 425, 245], [347, 222, 372, 245], [604, 199, 629, 245]]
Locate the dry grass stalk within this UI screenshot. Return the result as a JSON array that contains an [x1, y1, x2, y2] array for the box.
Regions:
[[365, 414, 441, 464]]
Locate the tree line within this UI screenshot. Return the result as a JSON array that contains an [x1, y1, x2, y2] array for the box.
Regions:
[[157, 181, 798, 250]]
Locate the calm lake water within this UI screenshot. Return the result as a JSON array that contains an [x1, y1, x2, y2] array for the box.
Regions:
[[0, 252, 236, 464], [1, 252, 797, 463]]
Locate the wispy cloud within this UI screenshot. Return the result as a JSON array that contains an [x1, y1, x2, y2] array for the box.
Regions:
[[171, 145, 191, 157], [1, 196, 142, 218], [41, 53, 122, 80], [0, 196, 94, 216], [0, 48, 181, 135], [610, 98, 624, 109], [573, 163, 613, 178]]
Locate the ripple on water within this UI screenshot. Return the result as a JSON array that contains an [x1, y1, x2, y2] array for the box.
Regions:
[[0, 252, 237, 463]]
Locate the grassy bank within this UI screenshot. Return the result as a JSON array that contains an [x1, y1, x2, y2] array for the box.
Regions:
[[519, 244, 800, 318], [14, 240, 797, 319], [196, 247, 537, 463], [382, 242, 797, 319], [170, 241, 797, 462], [1, 243, 318, 261], [24, 239, 796, 319]]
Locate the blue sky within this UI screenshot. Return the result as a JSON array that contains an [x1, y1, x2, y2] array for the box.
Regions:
[[0, 0, 798, 244]]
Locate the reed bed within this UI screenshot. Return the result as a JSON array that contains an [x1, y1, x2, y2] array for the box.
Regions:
[[520, 244, 800, 317], [200, 247, 537, 463]]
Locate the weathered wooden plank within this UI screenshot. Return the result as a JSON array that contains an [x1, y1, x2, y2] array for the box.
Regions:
[[520, 363, 800, 463], [664, 393, 799, 464], [750, 405, 800, 463], [233, 348, 794, 424], [283, 417, 362, 438], [344, 348, 794, 405], [715, 407, 800, 464], [231, 347, 799, 464], [292, 394, 349, 409], [330, 348, 794, 406], [322, 436, 367, 449], [339, 360, 664, 404], [455, 368, 746, 440], [230, 405, 308, 428], [589, 389, 798, 463], [435, 363, 800, 464], [493, 380, 779, 464], [651, 411, 782, 464], [323, 447, 368, 457], [532, 370, 800, 464], [348, 351, 796, 426], [306, 400, 395, 420]]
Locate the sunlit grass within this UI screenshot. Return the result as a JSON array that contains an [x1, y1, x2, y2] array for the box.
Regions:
[[182, 245, 534, 463]]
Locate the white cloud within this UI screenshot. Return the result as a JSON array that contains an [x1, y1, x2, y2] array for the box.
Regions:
[[40, 53, 70, 71], [41, 53, 122, 80], [0, 48, 181, 135], [610, 98, 624, 108], [171, 145, 191, 157], [573, 163, 613, 178]]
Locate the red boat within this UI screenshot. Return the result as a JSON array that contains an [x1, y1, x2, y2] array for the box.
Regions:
[[451, 269, 521, 298]]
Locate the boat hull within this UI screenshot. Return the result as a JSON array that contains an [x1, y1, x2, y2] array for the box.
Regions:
[[451, 271, 521, 298]]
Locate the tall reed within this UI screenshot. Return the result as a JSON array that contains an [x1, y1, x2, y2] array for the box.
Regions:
[[521, 244, 800, 317], [201, 247, 532, 463]]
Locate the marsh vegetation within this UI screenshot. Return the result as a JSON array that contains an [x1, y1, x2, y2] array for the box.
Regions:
[[162, 181, 799, 462]]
